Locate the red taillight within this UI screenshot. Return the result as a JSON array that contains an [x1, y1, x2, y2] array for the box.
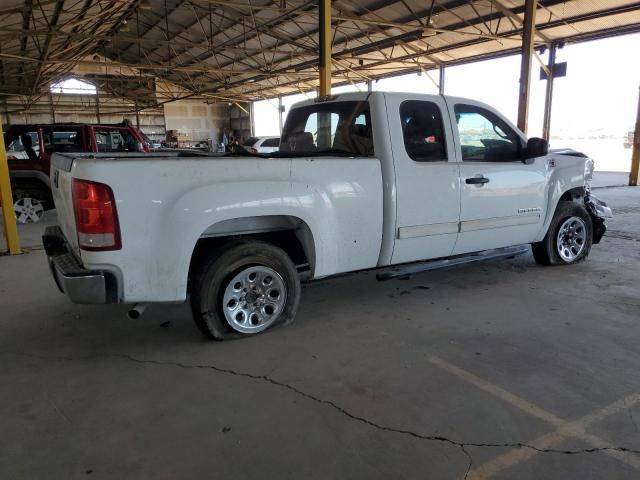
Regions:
[[72, 179, 121, 251], [251, 148, 257, 155]]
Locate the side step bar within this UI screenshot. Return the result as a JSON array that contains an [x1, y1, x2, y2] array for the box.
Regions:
[[376, 245, 530, 281]]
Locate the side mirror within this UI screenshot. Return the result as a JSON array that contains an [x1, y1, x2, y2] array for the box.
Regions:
[[524, 137, 549, 161]]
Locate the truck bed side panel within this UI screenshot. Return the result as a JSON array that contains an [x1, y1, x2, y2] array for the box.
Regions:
[[71, 156, 383, 302]]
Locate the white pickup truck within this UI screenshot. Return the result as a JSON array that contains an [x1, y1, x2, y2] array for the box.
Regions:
[[43, 92, 612, 340]]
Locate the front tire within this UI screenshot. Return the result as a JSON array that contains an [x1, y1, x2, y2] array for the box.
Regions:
[[532, 201, 593, 266], [190, 241, 301, 340]]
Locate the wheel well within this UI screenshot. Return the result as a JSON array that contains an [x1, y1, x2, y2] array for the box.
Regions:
[[188, 219, 315, 292], [11, 176, 50, 192], [10, 177, 53, 206], [559, 186, 586, 203]]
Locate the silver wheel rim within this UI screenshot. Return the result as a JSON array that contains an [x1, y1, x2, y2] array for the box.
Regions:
[[556, 216, 587, 262], [14, 197, 44, 223], [222, 266, 287, 334]]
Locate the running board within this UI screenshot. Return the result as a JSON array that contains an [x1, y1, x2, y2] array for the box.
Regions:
[[376, 245, 530, 281]]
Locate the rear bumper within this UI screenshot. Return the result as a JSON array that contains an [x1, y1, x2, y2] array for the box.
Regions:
[[43, 226, 118, 304]]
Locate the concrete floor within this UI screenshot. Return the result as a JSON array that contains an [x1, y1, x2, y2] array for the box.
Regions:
[[1, 186, 640, 480]]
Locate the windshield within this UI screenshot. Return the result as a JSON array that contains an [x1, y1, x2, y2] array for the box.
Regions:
[[279, 100, 374, 157]]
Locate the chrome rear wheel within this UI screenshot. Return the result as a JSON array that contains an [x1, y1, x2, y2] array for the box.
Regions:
[[222, 266, 287, 334], [190, 241, 301, 340]]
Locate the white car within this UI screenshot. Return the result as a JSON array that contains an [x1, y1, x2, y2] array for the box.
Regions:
[[242, 136, 280, 154], [43, 92, 612, 340]]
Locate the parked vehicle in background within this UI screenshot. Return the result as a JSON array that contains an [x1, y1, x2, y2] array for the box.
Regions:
[[5, 121, 148, 221], [137, 129, 164, 150], [44, 92, 612, 341], [242, 136, 280, 154]]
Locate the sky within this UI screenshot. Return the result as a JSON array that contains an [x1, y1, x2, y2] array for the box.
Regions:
[[254, 33, 640, 141], [50, 77, 97, 94]]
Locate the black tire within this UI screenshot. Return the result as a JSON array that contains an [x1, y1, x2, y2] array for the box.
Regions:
[[532, 201, 593, 266], [190, 240, 301, 340], [11, 179, 54, 210]]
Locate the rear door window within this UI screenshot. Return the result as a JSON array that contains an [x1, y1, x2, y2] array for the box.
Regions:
[[280, 101, 374, 156], [42, 127, 85, 153], [262, 138, 280, 147], [399, 100, 447, 162]]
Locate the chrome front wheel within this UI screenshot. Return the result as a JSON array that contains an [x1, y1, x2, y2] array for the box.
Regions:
[[556, 216, 587, 262]]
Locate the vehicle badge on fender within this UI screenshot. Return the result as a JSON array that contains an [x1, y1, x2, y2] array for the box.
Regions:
[[518, 207, 541, 214]]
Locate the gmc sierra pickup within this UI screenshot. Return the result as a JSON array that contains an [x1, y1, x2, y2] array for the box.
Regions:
[[43, 92, 612, 340]]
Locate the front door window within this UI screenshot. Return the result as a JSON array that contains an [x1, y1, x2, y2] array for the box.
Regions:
[[454, 105, 522, 162]]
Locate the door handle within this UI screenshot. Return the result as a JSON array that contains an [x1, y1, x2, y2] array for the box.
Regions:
[[466, 176, 490, 185]]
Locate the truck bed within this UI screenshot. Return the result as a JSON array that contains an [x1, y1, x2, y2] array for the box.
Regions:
[[51, 152, 384, 302]]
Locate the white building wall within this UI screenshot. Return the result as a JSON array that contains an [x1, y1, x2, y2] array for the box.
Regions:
[[163, 100, 230, 143]]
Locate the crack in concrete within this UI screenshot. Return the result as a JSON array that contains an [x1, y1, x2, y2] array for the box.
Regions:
[[630, 410, 639, 434], [460, 444, 473, 480], [3, 348, 640, 474]]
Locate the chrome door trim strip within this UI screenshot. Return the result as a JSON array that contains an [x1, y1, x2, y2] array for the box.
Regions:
[[460, 214, 541, 232], [398, 222, 460, 239]]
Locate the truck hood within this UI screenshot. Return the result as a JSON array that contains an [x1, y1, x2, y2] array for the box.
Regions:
[[548, 148, 588, 158]]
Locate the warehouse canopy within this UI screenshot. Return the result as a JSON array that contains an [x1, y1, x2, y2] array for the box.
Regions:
[[0, 0, 638, 104]]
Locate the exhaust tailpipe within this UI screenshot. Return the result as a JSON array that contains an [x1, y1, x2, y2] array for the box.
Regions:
[[128, 303, 148, 319]]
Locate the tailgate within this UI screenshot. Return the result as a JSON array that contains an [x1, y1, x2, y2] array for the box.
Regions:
[[50, 153, 79, 253]]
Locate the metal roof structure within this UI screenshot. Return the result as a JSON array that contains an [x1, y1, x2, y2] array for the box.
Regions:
[[0, 0, 638, 106]]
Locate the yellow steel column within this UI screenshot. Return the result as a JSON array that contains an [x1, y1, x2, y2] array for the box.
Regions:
[[629, 85, 640, 186], [319, 0, 332, 96], [517, 0, 537, 134], [0, 122, 21, 254]]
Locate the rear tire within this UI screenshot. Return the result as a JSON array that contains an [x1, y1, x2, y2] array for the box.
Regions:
[[190, 241, 301, 340], [532, 201, 593, 266], [11, 179, 53, 210], [14, 197, 45, 223]]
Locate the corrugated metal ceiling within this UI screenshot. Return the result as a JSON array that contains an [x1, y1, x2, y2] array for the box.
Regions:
[[0, 0, 638, 105]]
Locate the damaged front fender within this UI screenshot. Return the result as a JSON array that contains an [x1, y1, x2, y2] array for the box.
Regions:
[[585, 192, 613, 244]]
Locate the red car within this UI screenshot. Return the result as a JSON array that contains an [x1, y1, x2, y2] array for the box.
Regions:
[[6, 122, 148, 221]]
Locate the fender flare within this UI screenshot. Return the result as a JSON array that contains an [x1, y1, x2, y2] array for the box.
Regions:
[[9, 170, 52, 189], [195, 214, 316, 273], [536, 186, 609, 244]]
